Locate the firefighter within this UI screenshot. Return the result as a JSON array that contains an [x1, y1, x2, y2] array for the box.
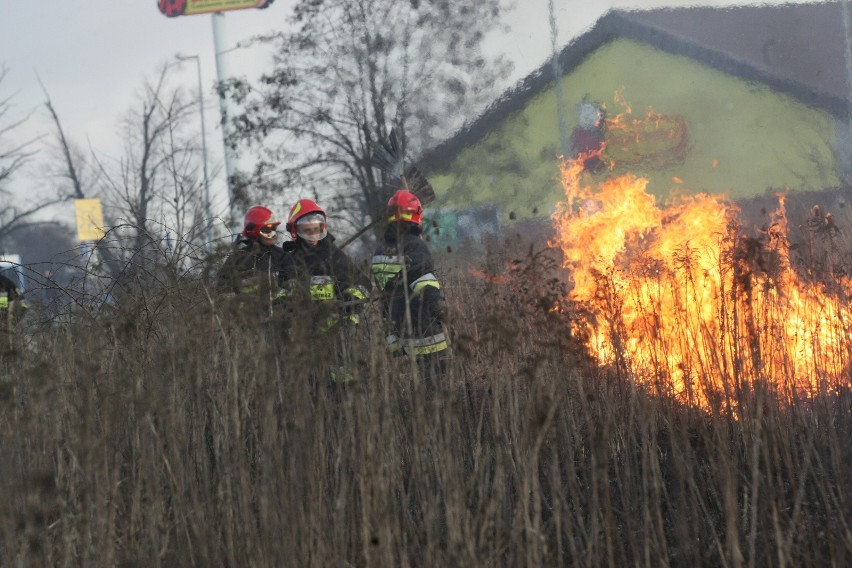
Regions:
[[371, 189, 449, 377], [278, 199, 369, 382], [217, 205, 287, 306], [0, 270, 25, 335]]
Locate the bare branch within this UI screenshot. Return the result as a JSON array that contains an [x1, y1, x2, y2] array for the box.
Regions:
[[38, 73, 86, 200], [226, 0, 510, 235]]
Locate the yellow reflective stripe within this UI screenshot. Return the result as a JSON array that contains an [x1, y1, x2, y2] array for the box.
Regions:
[[372, 263, 401, 274], [309, 275, 334, 301], [410, 272, 440, 295], [399, 332, 448, 355], [319, 314, 339, 332], [318, 313, 358, 333], [0, 293, 8, 309], [408, 340, 448, 355], [412, 280, 440, 294], [330, 368, 355, 383], [240, 284, 260, 294], [389, 212, 415, 222], [404, 332, 446, 347], [345, 285, 367, 300], [310, 283, 334, 301], [372, 262, 402, 290]]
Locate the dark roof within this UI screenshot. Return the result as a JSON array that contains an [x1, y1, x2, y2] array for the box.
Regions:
[[420, 2, 850, 172]]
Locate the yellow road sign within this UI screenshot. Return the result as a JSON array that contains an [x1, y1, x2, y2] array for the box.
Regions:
[[74, 199, 105, 241]]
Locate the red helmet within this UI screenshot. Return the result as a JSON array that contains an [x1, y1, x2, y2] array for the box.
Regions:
[[387, 189, 423, 226], [242, 206, 280, 240], [287, 199, 327, 241]]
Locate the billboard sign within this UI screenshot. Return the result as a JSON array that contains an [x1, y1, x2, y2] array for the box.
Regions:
[[74, 199, 106, 241], [158, 0, 273, 18]]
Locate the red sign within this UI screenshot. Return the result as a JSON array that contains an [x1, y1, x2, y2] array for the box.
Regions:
[[159, 0, 273, 18]]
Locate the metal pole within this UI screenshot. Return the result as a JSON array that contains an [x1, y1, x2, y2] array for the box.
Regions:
[[212, 12, 238, 228], [548, 0, 569, 157], [175, 55, 213, 248], [176, 54, 213, 249], [195, 57, 213, 250], [842, 0, 852, 183]]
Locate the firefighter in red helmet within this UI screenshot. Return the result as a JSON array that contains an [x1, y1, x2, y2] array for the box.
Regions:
[[279, 198, 368, 304], [278, 199, 369, 381], [372, 189, 448, 376], [217, 205, 287, 302]]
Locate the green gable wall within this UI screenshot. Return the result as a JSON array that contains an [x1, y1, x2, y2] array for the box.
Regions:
[[429, 38, 838, 224]]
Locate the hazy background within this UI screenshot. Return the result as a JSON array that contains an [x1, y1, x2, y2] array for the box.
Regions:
[[0, 0, 820, 227]]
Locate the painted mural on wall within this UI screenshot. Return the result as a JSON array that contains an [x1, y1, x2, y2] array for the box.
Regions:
[[428, 94, 692, 248], [425, 204, 501, 249], [570, 101, 607, 173], [428, 39, 839, 233], [571, 94, 690, 173]]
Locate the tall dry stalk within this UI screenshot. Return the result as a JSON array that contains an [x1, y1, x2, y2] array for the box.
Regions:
[[0, 232, 849, 566]]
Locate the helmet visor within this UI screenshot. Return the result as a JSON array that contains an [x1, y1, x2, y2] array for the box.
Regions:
[[258, 223, 279, 239], [296, 213, 327, 243]]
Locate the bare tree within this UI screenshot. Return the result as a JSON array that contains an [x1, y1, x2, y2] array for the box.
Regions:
[[39, 64, 214, 315], [0, 66, 66, 246], [72, 63, 214, 268], [227, 0, 511, 236], [38, 76, 89, 202]]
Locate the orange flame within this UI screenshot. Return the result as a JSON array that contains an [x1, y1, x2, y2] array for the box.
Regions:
[[551, 154, 852, 409]]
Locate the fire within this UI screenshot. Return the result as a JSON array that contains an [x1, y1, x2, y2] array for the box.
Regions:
[[551, 153, 852, 409], [601, 91, 689, 169]]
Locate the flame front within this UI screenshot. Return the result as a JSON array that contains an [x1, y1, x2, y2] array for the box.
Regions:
[[552, 154, 851, 409]]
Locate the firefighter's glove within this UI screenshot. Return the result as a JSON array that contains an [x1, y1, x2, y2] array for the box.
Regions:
[[341, 286, 368, 315]]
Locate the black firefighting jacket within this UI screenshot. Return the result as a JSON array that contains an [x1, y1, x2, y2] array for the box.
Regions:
[[277, 234, 369, 307], [371, 223, 447, 356], [217, 236, 287, 299]]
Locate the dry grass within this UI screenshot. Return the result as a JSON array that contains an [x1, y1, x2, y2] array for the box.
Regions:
[[0, 235, 850, 567]]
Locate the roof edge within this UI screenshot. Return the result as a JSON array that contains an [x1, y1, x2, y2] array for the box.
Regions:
[[418, 10, 624, 173], [419, 6, 849, 174]]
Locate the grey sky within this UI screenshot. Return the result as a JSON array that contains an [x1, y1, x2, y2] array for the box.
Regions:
[[0, 0, 820, 222]]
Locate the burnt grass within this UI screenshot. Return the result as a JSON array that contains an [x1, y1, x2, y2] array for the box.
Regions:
[[0, 224, 850, 567]]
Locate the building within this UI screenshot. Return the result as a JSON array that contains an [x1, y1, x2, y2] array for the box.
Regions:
[[420, 2, 852, 246]]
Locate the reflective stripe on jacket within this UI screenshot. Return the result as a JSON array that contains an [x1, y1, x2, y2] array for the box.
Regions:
[[309, 275, 335, 301], [373, 224, 448, 357], [371, 254, 403, 291], [387, 331, 448, 356], [409, 272, 440, 295]]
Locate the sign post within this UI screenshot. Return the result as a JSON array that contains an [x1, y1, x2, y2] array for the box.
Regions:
[[158, 0, 274, 231], [212, 12, 238, 227]]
